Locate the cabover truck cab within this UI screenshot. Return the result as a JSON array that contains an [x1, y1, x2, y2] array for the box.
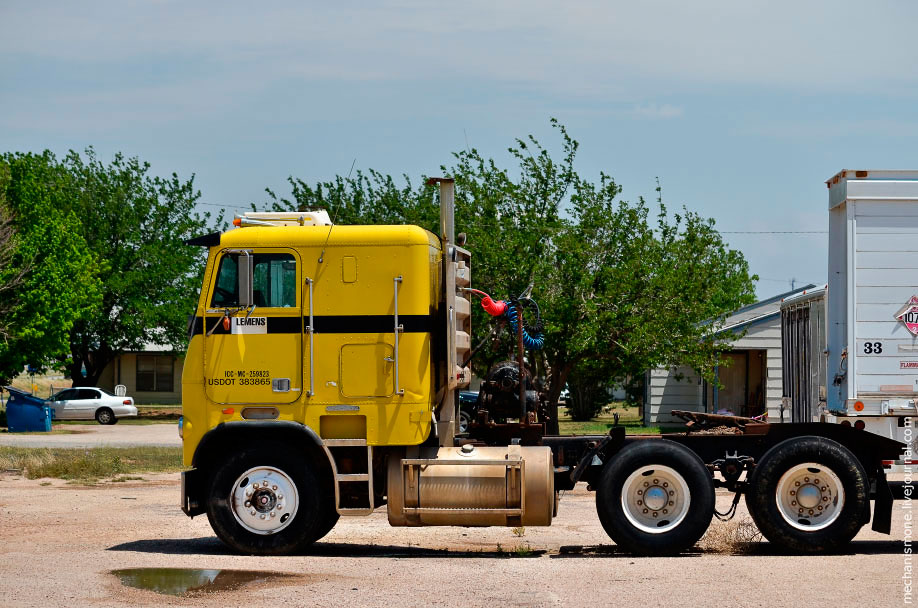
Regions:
[[182, 179, 905, 557]]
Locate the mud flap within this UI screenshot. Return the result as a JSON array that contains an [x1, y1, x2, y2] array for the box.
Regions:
[[181, 468, 207, 517], [872, 471, 893, 535]]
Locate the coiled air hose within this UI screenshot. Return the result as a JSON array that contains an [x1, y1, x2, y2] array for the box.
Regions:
[[463, 288, 545, 350]]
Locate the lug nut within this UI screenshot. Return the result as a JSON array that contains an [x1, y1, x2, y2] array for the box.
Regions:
[[662, 482, 668, 488], [668, 490, 675, 496], [790, 490, 795, 496], [245, 490, 252, 497], [277, 505, 283, 511], [272, 485, 278, 490], [652, 512, 659, 518], [637, 500, 643, 506], [814, 479, 820, 484], [270, 511, 276, 518], [791, 501, 797, 506], [653, 478, 659, 484], [668, 501, 674, 506], [644, 482, 649, 487], [637, 490, 643, 495], [662, 509, 668, 514], [277, 493, 284, 500], [250, 509, 256, 516], [642, 508, 649, 514], [263, 481, 269, 487], [260, 514, 266, 519], [245, 501, 251, 507]]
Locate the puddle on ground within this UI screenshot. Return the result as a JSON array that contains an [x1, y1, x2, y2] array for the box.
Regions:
[[112, 568, 293, 596]]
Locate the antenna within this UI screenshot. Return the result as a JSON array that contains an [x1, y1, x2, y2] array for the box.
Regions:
[[318, 158, 356, 264]]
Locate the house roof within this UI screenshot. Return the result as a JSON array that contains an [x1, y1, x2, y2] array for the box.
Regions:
[[712, 284, 817, 336]]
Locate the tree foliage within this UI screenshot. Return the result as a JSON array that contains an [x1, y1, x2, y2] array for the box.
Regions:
[[0, 152, 100, 384], [267, 120, 756, 430], [56, 148, 216, 386]]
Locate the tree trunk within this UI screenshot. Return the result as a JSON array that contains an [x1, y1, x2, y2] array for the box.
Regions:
[[544, 361, 573, 435]]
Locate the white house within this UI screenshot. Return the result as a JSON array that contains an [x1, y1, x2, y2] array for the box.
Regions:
[[643, 286, 817, 426]]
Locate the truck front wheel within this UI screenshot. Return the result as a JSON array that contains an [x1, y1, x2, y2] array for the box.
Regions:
[[745, 436, 868, 553], [206, 445, 326, 555], [595, 440, 715, 556]]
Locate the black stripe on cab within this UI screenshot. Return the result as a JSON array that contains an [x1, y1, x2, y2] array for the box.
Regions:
[[190, 314, 432, 336]]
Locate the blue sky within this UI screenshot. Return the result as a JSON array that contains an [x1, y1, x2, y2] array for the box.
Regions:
[[2, 1, 917, 297]]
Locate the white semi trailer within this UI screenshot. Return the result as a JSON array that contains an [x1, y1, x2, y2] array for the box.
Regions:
[[825, 170, 918, 463]]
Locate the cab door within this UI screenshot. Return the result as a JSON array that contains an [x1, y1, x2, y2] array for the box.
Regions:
[[203, 248, 303, 405]]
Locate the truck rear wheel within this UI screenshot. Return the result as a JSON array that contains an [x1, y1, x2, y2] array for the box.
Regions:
[[595, 440, 714, 556], [745, 436, 868, 553], [206, 445, 326, 555]]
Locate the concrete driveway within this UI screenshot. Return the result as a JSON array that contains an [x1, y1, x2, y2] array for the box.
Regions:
[[0, 422, 181, 448]]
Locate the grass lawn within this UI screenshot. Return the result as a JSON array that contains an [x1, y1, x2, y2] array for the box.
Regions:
[[556, 403, 683, 436], [0, 446, 184, 481]]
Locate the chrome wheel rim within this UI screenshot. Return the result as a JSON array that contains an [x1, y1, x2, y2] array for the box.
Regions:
[[775, 462, 844, 531], [621, 465, 691, 534], [230, 466, 299, 535]]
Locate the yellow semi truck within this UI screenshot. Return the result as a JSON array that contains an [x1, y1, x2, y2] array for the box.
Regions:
[[180, 178, 905, 556]]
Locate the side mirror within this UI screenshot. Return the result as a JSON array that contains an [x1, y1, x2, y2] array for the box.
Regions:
[[238, 253, 254, 307]]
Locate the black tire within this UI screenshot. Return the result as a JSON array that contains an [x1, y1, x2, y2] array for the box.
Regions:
[[596, 440, 715, 556], [206, 445, 326, 555], [95, 408, 114, 425], [745, 436, 868, 553], [310, 508, 340, 543]]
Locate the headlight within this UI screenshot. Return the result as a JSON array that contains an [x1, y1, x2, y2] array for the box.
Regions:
[[178, 416, 184, 439]]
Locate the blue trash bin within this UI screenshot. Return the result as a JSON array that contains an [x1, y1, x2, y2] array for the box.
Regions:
[[3, 387, 52, 432]]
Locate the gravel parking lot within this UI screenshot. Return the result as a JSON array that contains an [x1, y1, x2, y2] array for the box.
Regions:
[[0, 468, 910, 608]]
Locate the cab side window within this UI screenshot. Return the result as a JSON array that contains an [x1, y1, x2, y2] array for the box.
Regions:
[[211, 255, 239, 307], [253, 254, 296, 307], [210, 252, 296, 308]]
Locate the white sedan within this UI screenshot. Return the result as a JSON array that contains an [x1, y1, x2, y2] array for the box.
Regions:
[[47, 387, 138, 424]]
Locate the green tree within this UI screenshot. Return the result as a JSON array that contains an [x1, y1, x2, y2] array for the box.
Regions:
[[0, 152, 100, 384], [264, 120, 756, 432], [57, 148, 217, 386]]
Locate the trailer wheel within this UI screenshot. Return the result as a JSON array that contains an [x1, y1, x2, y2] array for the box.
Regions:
[[206, 445, 325, 555], [595, 440, 714, 556], [745, 436, 868, 553]]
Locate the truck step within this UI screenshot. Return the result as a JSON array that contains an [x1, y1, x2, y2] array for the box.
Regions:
[[336, 473, 370, 481], [337, 507, 375, 516], [323, 438, 368, 447]]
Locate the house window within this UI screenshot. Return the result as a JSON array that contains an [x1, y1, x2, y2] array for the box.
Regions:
[[137, 355, 174, 392]]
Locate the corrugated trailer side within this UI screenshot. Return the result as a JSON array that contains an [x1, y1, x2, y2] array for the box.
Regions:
[[826, 170, 918, 460], [780, 287, 826, 423]]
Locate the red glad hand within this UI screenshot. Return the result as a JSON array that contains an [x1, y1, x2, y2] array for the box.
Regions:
[[481, 296, 507, 316]]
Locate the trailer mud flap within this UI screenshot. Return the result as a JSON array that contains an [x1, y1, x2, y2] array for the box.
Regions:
[[872, 472, 893, 535]]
